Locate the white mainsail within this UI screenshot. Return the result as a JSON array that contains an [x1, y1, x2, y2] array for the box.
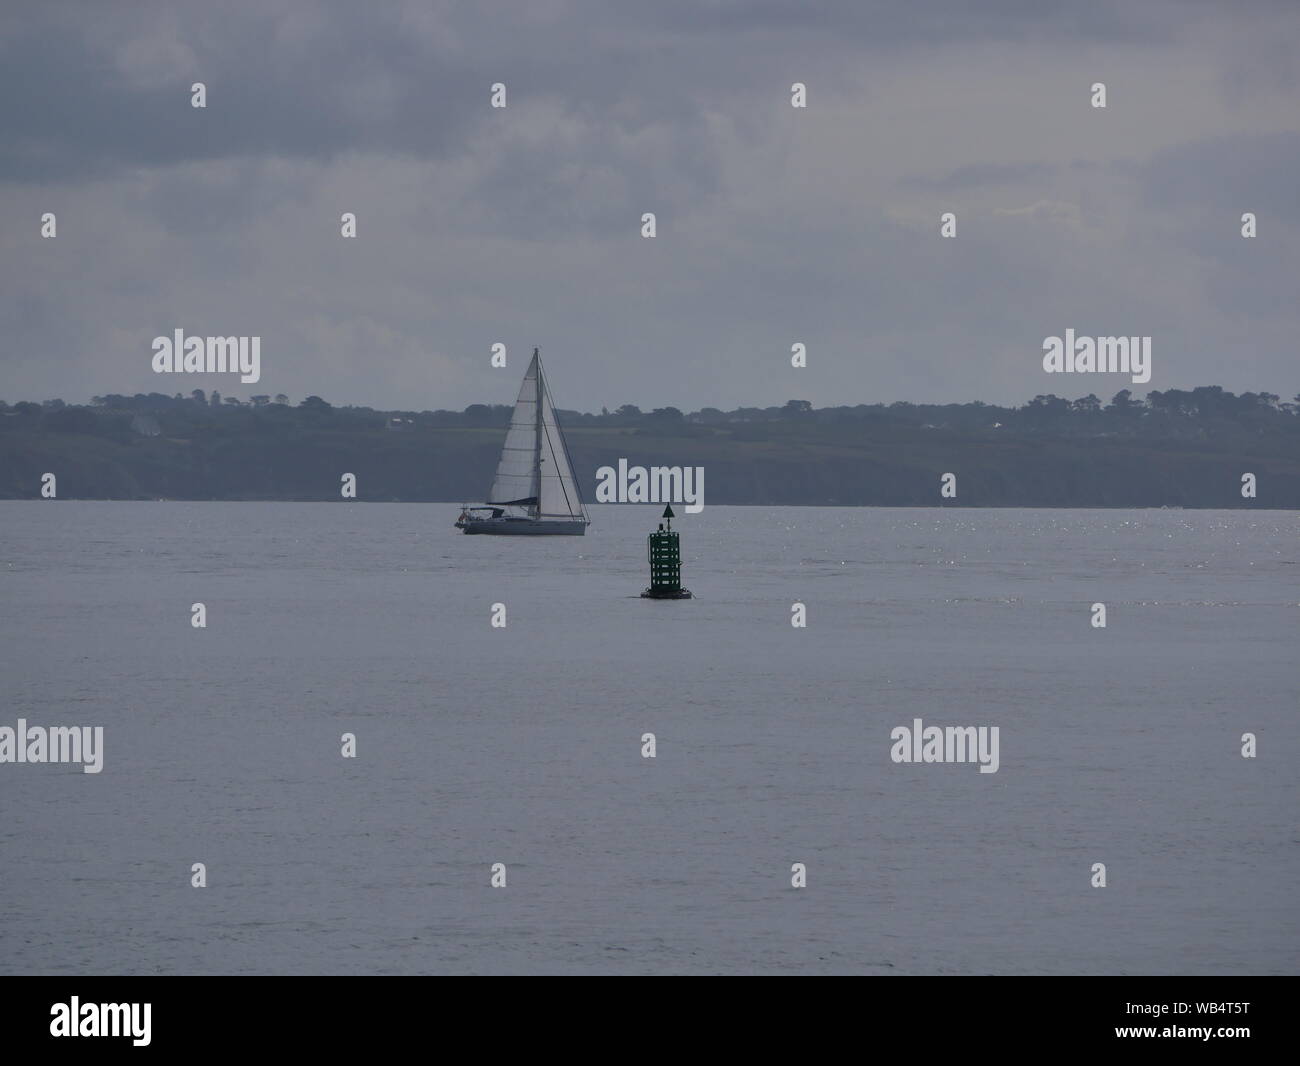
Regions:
[[485, 351, 587, 521], [485, 357, 540, 506]]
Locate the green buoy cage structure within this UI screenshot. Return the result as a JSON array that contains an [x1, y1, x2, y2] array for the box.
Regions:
[[641, 505, 692, 599], [647, 528, 682, 592]]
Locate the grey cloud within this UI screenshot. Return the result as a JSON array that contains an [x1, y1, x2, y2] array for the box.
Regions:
[[1, 0, 1298, 412]]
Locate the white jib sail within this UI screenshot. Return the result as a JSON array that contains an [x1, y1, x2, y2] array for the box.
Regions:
[[538, 371, 585, 519]]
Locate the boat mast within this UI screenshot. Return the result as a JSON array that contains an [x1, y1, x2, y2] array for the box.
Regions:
[[532, 347, 543, 519]]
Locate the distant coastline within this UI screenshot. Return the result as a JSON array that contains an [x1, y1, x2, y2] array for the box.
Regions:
[[3, 386, 1298, 508]]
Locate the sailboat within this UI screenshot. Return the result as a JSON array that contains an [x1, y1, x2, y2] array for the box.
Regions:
[[455, 348, 590, 535]]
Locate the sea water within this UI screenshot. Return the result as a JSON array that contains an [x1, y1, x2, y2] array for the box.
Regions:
[[1, 502, 1296, 974]]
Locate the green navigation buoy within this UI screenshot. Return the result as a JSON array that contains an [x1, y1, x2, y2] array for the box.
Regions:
[[641, 505, 693, 599]]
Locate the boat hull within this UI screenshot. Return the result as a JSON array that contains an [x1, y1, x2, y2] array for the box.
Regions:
[[461, 518, 587, 536]]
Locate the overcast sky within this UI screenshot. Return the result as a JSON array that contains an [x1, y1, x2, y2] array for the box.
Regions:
[[2, 1, 1297, 413]]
